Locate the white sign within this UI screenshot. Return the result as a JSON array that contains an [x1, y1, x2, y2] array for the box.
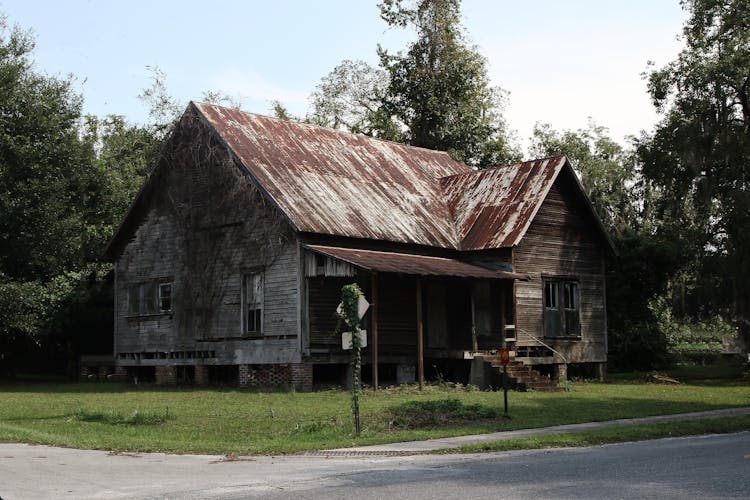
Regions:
[[342, 330, 367, 350], [336, 296, 370, 324]]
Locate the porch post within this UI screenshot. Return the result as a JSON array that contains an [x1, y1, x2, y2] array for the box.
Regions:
[[470, 282, 478, 352], [416, 276, 424, 390], [501, 284, 507, 348], [371, 272, 379, 390]]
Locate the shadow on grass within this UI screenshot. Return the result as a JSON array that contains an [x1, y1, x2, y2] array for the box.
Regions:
[[0, 380, 250, 394]]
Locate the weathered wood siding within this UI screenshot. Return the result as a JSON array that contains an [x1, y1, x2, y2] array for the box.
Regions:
[[377, 275, 418, 356], [308, 276, 353, 348], [114, 121, 300, 366], [513, 171, 607, 363], [306, 271, 419, 360]]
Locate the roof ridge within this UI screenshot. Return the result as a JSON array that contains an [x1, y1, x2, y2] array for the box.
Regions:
[[192, 101, 470, 166], [438, 155, 567, 183]]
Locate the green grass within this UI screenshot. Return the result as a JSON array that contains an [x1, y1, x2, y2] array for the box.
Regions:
[[665, 356, 748, 380], [0, 378, 748, 455], [443, 415, 750, 454]]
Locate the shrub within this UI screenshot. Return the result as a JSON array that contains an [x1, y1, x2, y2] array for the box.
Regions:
[[72, 408, 170, 426], [386, 398, 499, 429], [608, 320, 669, 371]]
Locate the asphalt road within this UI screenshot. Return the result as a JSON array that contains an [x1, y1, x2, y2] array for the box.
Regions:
[[1, 432, 748, 499]]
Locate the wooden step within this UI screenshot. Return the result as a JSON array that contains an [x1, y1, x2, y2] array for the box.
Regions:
[[496, 364, 564, 392]]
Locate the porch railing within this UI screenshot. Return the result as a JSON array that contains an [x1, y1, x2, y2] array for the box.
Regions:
[[516, 328, 570, 392]]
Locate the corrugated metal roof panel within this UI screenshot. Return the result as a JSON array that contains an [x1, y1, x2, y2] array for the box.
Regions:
[[194, 102, 468, 249], [440, 157, 567, 250], [305, 245, 527, 279]]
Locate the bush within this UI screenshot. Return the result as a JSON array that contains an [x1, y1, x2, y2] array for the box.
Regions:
[[72, 408, 170, 426], [608, 296, 735, 371], [666, 320, 731, 365], [386, 398, 499, 429], [608, 320, 669, 371]]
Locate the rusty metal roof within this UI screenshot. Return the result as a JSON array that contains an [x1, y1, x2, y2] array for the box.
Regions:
[[186, 104, 612, 253], [305, 245, 527, 279], [104, 104, 613, 262], [440, 157, 567, 250], [194, 102, 468, 249]]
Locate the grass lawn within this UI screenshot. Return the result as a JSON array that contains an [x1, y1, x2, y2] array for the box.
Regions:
[[444, 415, 750, 454], [1, 378, 749, 455]]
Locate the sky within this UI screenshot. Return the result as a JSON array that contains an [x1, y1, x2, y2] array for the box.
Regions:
[[0, 0, 688, 152]]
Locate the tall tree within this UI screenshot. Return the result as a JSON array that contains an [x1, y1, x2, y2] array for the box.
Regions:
[[0, 15, 91, 281], [308, 59, 403, 140], [0, 14, 159, 373], [377, 0, 519, 167], [137, 65, 183, 138], [639, 0, 750, 334], [79, 114, 160, 258]]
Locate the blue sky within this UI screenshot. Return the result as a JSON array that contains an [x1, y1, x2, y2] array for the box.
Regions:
[[1, 0, 687, 151]]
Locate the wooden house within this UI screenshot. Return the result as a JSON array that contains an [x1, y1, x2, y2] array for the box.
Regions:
[[104, 102, 615, 389]]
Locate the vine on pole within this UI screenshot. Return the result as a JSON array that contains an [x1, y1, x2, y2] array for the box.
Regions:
[[340, 283, 364, 437]]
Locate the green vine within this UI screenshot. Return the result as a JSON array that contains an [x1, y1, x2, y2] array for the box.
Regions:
[[340, 283, 363, 436]]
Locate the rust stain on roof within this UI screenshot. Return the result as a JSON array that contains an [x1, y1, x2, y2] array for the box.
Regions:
[[195, 102, 468, 249], [440, 157, 566, 250], [192, 103, 579, 252], [306, 245, 527, 279]]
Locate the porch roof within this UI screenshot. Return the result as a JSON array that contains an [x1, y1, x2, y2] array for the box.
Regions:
[[305, 245, 527, 280]]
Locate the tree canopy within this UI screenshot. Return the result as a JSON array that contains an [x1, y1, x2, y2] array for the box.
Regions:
[[0, 15, 157, 374], [639, 0, 750, 334], [306, 0, 519, 167], [377, 0, 518, 167]]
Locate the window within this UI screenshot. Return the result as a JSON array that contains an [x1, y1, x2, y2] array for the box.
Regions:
[[242, 272, 263, 334], [127, 279, 172, 316], [544, 282, 558, 309], [543, 279, 580, 337], [158, 283, 173, 312], [128, 285, 140, 315]]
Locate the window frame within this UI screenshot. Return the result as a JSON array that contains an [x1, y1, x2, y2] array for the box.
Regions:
[[542, 278, 581, 338], [127, 284, 141, 315], [158, 282, 173, 312], [242, 271, 264, 336], [126, 278, 174, 317]]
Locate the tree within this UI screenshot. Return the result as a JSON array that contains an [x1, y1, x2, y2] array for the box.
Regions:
[[639, 0, 750, 336], [137, 65, 183, 138], [0, 15, 91, 282], [308, 59, 404, 140], [78, 114, 160, 259], [0, 14, 161, 374], [377, 0, 519, 167]]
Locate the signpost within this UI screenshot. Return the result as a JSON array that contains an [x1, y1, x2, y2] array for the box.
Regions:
[[336, 296, 370, 323], [337, 288, 370, 437], [499, 347, 510, 418], [342, 330, 367, 350]]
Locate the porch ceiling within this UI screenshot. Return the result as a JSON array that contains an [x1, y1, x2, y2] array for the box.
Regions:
[[305, 245, 527, 280]]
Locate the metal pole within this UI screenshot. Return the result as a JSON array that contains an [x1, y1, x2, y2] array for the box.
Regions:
[[503, 364, 509, 418], [354, 393, 361, 437]]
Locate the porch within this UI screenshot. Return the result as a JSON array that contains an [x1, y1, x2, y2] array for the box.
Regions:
[[303, 245, 527, 388]]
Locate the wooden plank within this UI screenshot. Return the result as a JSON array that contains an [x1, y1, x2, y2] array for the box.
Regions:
[[371, 272, 379, 390], [416, 277, 424, 390]]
